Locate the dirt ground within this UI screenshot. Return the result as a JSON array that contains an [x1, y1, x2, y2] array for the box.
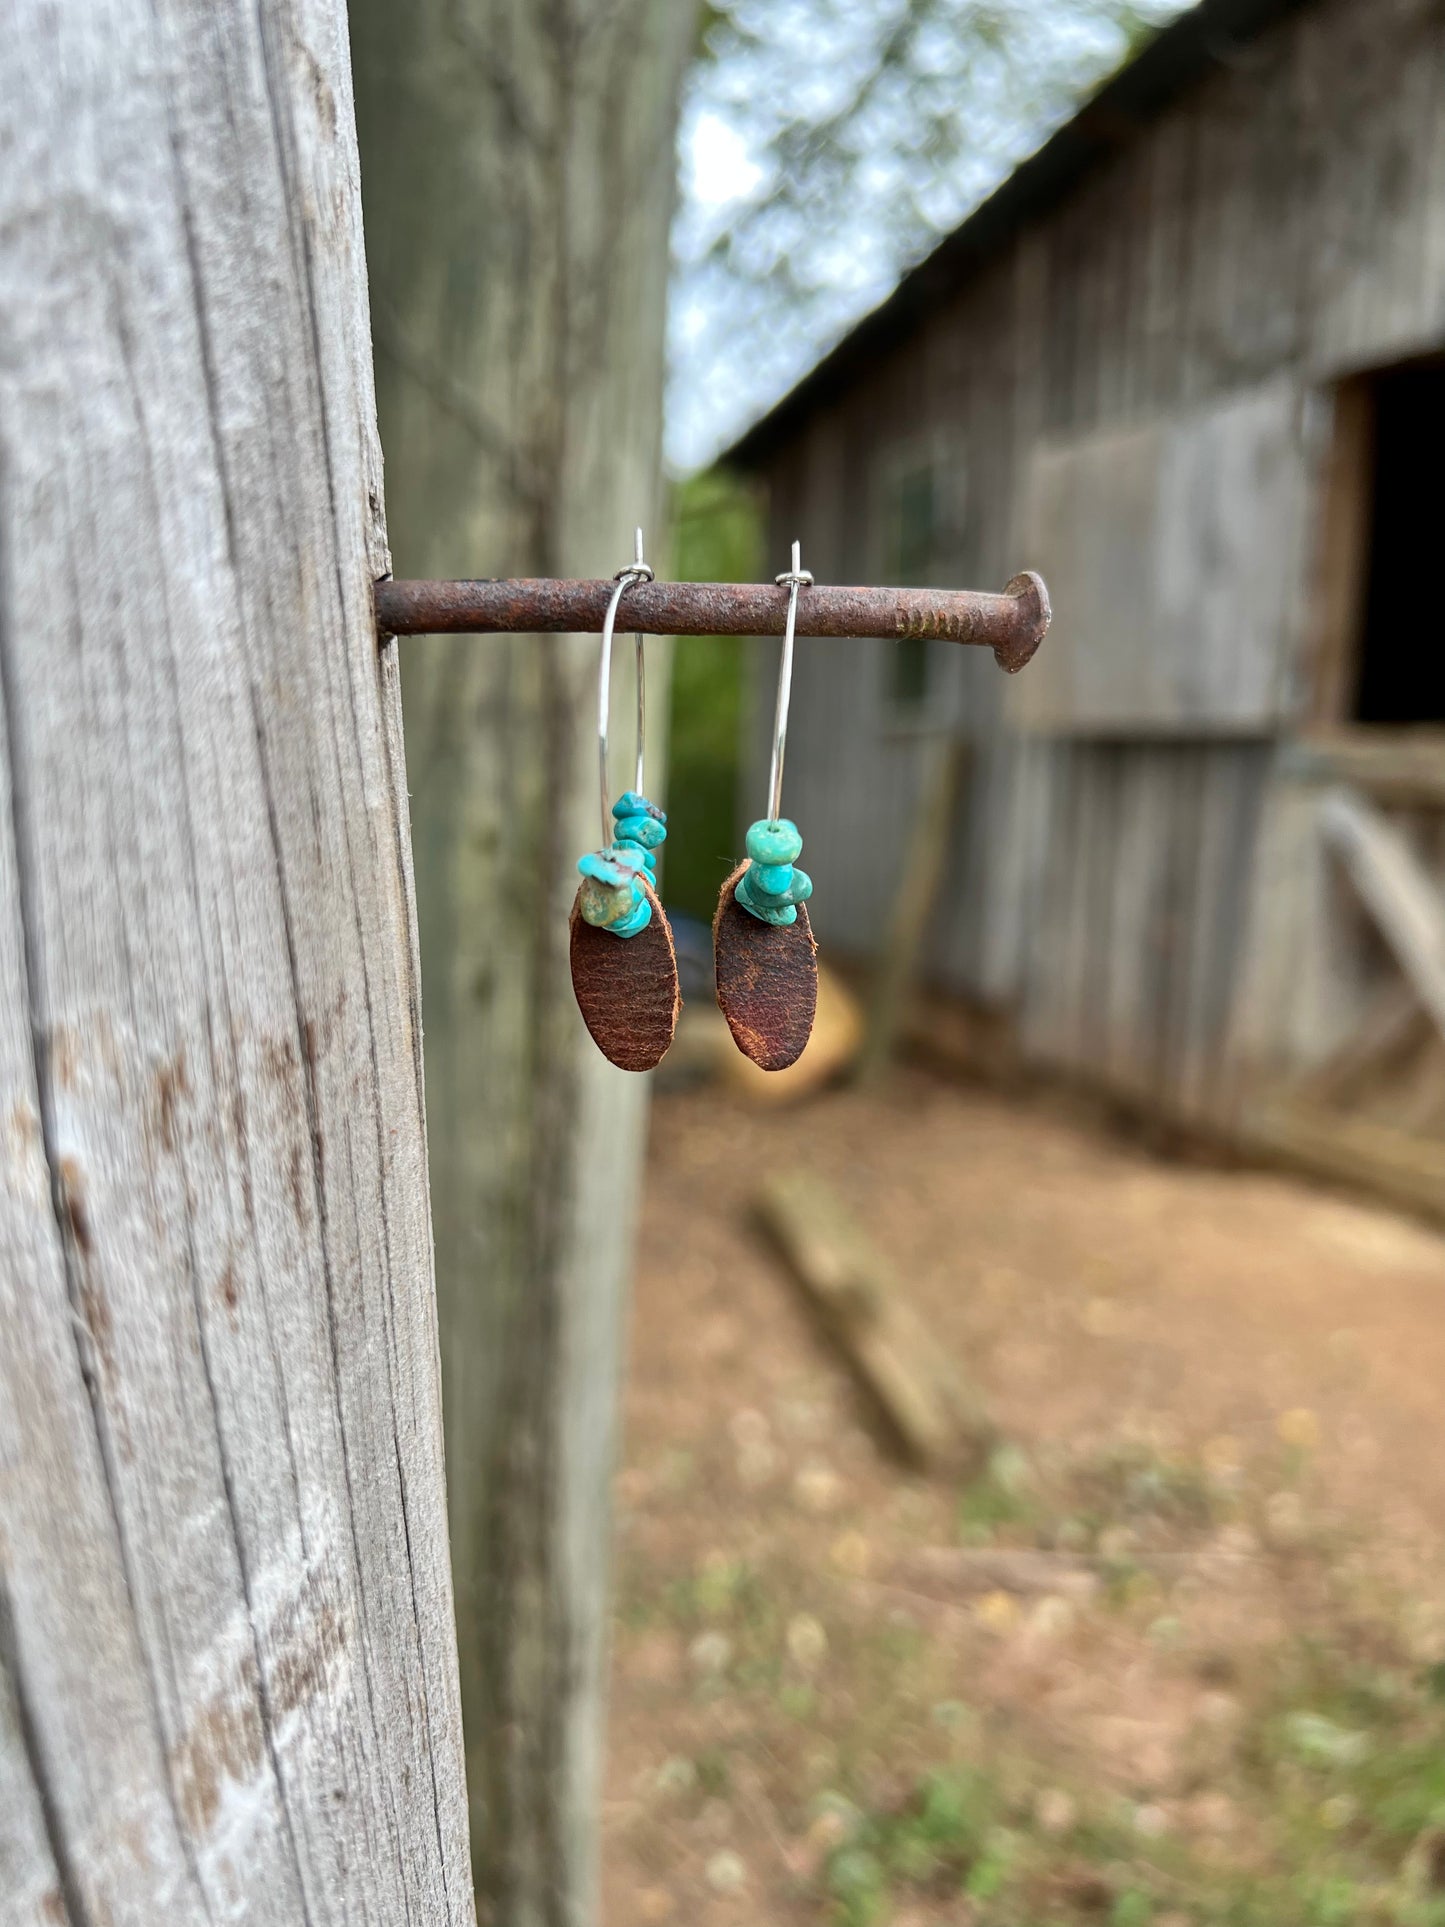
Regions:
[[600, 1070, 1445, 1927]]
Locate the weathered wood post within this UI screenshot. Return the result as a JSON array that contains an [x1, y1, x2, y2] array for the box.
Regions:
[[351, 5, 696, 1921], [0, 3, 475, 1920]]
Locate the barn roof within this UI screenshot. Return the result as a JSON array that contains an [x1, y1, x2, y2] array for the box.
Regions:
[[722, 0, 1312, 468]]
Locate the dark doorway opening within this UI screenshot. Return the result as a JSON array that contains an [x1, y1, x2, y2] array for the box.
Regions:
[[1352, 357, 1445, 723]]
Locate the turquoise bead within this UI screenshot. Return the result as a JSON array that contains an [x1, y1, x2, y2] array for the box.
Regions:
[[612, 790, 665, 826], [578, 791, 666, 940], [577, 846, 643, 930], [578, 880, 629, 928], [610, 892, 653, 937], [745, 819, 802, 865], [735, 865, 798, 925], [578, 848, 639, 890], [614, 810, 666, 851], [735, 821, 812, 927]]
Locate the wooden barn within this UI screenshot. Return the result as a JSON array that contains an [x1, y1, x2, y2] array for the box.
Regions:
[[724, 0, 1445, 1210]]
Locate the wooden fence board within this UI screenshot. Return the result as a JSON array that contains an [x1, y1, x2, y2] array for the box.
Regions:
[[1321, 786, 1445, 1042], [0, 2, 474, 1917]]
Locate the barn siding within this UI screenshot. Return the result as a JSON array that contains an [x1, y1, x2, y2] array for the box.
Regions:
[[750, 0, 1445, 1122]]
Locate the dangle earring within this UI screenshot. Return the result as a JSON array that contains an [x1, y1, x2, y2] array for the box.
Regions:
[[713, 540, 818, 1071], [569, 530, 681, 1072]]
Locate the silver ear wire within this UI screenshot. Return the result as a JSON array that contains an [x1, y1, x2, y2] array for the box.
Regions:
[[632, 527, 648, 800], [597, 526, 655, 846], [767, 539, 813, 823]]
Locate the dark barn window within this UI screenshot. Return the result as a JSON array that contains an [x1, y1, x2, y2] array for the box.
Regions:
[[1351, 358, 1445, 724]]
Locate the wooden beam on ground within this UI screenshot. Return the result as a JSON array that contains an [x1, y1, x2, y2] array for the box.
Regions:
[[892, 1546, 1101, 1600], [1245, 1098, 1445, 1229], [1289, 981, 1429, 1108], [1320, 785, 1445, 1041], [755, 1171, 993, 1471]]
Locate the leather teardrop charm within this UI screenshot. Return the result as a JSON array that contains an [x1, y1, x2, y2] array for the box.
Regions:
[[569, 874, 681, 1072], [713, 861, 818, 1071]]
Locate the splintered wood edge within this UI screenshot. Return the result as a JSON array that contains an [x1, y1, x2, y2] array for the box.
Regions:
[[713, 860, 818, 1071], [569, 874, 681, 1072]]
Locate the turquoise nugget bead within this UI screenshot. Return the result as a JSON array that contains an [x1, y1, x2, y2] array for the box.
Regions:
[[610, 892, 653, 938], [751, 897, 798, 927], [736, 819, 812, 926], [579, 792, 667, 940], [578, 846, 647, 930], [613, 790, 665, 826], [745, 819, 803, 865], [753, 862, 795, 897], [614, 811, 666, 851], [577, 870, 637, 929], [579, 880, 630, 928], [609, 841, 653, 879], [578, 849, 636, 889], [735, 866, 798, 925]]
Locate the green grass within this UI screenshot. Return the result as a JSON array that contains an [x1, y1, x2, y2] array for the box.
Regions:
[[957, 1443, 1042, 1544], [795, 1574, 1445, 1927], [660, 1552, 767, 1629], [812, 1729, 1445, 1926], [616, 1431, 1445, 1926], [823, 1768, 1001, 1926], [1071, 1440, 1222, 1536]]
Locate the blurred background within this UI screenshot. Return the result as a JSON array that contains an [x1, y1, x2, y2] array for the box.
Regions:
[[349, 1, 1445, 1923]]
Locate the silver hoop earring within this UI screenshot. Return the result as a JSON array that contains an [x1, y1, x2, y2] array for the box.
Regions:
[[570, 529, 681, 1071], [713, 540, 817, 1071]]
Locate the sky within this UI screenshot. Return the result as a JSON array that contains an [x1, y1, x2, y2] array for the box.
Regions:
[[666, 0, 1190, 473]]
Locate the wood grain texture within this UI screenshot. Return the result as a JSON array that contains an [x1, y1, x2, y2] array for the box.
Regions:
[[1289, 984, 1427, 1108], [1283, 730, 1445, 806], [1321, 786, 1445, 1041], [755, 1172, 992, 1470], [569, 880, 681, 1072], [350, 4, 698, 1919], [714, 865, 819, 1072], [857, 738, 965, 1088], [749, 0, 1445, 1127], [1246, 1098, 1445, 1229], [1012, 379, 1318, 734], [0, 2, 473, 1921]]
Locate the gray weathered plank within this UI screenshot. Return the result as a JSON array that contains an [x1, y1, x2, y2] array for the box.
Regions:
[[1321, 786, 1445, 1042], [0, 1, 474, 1920], [744, 0, 1445, 1139], [1012, 379, 1314, 734]]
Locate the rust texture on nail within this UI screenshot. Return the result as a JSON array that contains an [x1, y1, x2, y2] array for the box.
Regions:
[[374, 571, 1050, 673]]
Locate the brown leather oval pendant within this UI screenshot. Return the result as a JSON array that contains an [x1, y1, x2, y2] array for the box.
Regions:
[[713, 861, 818, 1071], [569, 875, 680, 1071]]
